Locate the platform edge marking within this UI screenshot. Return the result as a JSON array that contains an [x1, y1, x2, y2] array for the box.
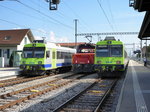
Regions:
[[131, 61, 148, 112]]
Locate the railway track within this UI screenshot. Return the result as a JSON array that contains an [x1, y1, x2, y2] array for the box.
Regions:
[[53, 79, 117, 112], [0, 75, 49, 88], [0, 73, 88, 111]]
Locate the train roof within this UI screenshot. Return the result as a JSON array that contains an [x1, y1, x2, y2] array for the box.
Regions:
[[24, 42, 76, 52], [96, 39, 123, 45], [77, 43, 95, 48], [104, 36, 116, 41]]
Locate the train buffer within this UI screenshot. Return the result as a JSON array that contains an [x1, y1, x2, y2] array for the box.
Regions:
[[116, 60, 150, 112]]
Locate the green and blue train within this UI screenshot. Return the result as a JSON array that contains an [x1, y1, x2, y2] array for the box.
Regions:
[[94, 37, 128, 77], [20, 40, 76, 75]]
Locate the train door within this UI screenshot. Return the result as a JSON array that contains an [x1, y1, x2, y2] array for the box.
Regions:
[[13, 51, 22, 67], [52, 48, 56, 68], [3, 49, 10, 67]]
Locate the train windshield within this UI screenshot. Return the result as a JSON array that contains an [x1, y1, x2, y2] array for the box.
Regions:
[[34, 47, 45, 58], [23, 47, 45, 58], [110, 45, 123, 57], [96, 45, 123, 57], [79, 48, 95, 53], [96, 45, 109, 57]]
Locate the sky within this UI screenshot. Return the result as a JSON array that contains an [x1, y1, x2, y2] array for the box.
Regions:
[[0, 0, 146, 50]]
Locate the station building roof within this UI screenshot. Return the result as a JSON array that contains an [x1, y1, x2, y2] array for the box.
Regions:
[[0, 29, 34, 45], [130, 0, 150, 40]]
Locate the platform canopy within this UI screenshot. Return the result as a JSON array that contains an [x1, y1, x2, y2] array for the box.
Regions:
[[130, 0, 150, 40], [138, 11, 150, 40]]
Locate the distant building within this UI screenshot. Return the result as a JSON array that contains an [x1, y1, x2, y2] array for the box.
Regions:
[[56, 42, 95, 48], [0, 29, 34, 67]]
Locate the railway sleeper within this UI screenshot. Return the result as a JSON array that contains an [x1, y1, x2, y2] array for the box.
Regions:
[[67, 104, 96, 110], [71, 102, 99, 107], [74, 100, 100, 104], [62, 108, 92, 112]]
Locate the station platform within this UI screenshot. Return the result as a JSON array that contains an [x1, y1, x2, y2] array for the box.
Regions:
[[116, 60, 150, 112], [0, 67, 20, 79]]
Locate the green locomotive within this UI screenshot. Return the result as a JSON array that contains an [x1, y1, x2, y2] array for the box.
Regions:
[[94, 37, 127, 77]]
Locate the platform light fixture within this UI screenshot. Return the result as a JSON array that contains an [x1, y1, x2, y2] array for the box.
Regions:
[[45, 0, 60, 10]]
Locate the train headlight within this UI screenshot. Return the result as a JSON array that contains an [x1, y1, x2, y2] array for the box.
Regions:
[[75, 60, 78, 63], [116, 61, 121, 64], [97, 61, 101, 64], [38, 61, 42, 64]]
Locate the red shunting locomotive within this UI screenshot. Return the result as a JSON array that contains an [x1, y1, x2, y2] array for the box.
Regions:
[[72, 43, 95, 73]]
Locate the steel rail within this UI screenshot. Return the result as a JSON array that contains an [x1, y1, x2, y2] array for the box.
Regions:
[[52, 81, 99, 112], [53, 79, 117, 112], [0, 74, 87, 110], [0, 75, 48, 87], [94, 79, 117, 112]]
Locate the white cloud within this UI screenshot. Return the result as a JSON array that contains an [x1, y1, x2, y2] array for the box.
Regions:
[[13, 27, 21, 29], [49, 31, 56, 42], [33, 31, 70, 43], [48, 31, 70, 43], [35, 36, 42, 40], [37, 28, 47, 34]]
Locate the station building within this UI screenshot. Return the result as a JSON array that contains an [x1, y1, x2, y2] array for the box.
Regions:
[[0, 29, 34, 67]]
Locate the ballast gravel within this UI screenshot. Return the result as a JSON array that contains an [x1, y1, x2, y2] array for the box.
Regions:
[[0, 72, 72, 95], [3, 73, 98, 112]]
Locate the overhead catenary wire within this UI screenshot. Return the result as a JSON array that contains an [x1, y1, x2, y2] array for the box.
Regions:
[[17, 0, 73, 37], [41, 0, 83, 36], [30, 0, 66, 19], [63, 0, 92, 33], [97, 0, 115, 32], [0, 4, 55, 36], [107, 0, 118, 31], [0, 18, 63, 38], [0, 4, 46, 23], [0, 18, 27, 28], [15, 0, 73, 30], [38, 0, 84, 34], [19, 0, 77, 41]]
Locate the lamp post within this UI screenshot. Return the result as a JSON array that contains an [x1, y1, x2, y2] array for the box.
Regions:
[[144, 39, 147, 66], [74, 19, 78, 49], [140, 40, 142, 61], [146, 39, 147, 64]]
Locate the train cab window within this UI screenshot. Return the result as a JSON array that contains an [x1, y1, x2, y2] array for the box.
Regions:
[[23, 47, 45, 58], [23, 47, 33, 58], [96, 45, 109, 57], [34, 47, 45, 58], [111, 45, 122, 57], [46, 51, 50, 58]]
